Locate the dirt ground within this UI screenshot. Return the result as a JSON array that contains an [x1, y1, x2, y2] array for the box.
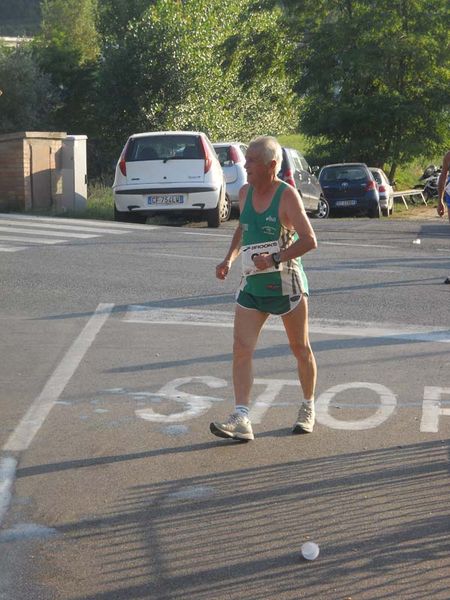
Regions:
[[392, 201, 446, 221]]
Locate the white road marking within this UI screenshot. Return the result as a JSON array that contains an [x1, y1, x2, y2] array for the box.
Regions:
[[316, 382, 397, 430], [0, 213, 153, 230], [250, 379, 299, 423], [135, 376, 227, 422], [182, 231, 233, 238], [0, 234, 67, 245], [0, 219, 127, 235], [420, 386, 450, 432], [124, 306, 450, 343], [153, 253, 219, 261], [321, 241, 396, 249], [0, 244, 27, 252], [3, 303, 114, 453], [0, 226, 98, 239]]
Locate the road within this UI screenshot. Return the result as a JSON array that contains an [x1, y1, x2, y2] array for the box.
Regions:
[[0, 212, 449, 600]]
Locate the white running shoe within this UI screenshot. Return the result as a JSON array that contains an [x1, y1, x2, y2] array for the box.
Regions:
[[293, 401, 315, 434], [210, 412, 254, 441]]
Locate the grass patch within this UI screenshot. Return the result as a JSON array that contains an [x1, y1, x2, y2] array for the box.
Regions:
[[51, 182, 114, 221]]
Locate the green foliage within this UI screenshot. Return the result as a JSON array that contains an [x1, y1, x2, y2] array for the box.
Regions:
[[97, 0, 154, 40], [32, 0, 101, 136], [39, 0, 100, 64], [286, 0, 450, 174], [95, 0, 298, 171], [0, 44, 59, 133]]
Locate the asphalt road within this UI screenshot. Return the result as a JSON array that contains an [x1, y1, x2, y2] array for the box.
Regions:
[[0, 212, 449, 600]]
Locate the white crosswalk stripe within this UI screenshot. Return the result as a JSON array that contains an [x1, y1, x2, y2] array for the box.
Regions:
[[0, 218, 127, 235], [0, 226, 98, 239], [0, 213, 150, 252], [0, 235, 66, 245]]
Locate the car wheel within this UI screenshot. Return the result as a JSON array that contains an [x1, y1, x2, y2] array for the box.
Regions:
[[207, 190, 231, 228], [368, 203, 381, 218], [316, 196, 330, 219], [382, 207, 389, 217]]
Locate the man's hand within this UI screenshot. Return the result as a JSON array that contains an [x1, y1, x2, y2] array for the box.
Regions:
[[216, 260, 231, 280], [252, 252, 273, 271], [437, 201, 445, 217]]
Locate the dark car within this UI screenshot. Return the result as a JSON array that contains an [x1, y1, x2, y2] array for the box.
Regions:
[[279, 147, 329, 218], [318, 163, 380, 218]]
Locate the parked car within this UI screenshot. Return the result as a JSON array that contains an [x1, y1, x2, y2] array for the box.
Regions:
[[212, 142, 247, 209], [278, 147, 329, 218], [318, 163, 380, 218], [113, 131, 230, 227], [369, 168, 394, 216]]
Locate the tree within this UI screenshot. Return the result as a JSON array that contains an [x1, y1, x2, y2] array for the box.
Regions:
[[97, 0, 154, 41], [95, 0, 298, 171], [32, 0, 101, 135], [0, 44, 59, 133], [39, 0, 100, 65], [285, 0, 450, 175]]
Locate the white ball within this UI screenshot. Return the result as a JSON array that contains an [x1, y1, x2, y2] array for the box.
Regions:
[[301, 541, 320, 560]]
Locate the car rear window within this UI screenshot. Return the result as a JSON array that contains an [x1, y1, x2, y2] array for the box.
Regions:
[[126, 135, 203, 161], [214, 146, 233, 166], [370, 171, 382, 184], [321, 166, 368, 182]]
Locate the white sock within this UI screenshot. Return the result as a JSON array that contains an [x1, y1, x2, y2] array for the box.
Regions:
[[235, 405, 249, 417], [303, 397, 314, 404]]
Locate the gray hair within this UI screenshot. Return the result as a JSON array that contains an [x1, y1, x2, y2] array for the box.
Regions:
[[248, 136, 282, 172]]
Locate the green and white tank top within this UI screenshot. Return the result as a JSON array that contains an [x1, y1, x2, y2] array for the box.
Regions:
[[238, 182, 309, 297]]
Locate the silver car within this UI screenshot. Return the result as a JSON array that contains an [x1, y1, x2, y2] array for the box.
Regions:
[[213, 142, 248, 208], [369, 168, 395, 216]]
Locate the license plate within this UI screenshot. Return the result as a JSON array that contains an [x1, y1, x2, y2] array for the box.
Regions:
[[148, 194, 185, 205], [335, 199, 357, 207]]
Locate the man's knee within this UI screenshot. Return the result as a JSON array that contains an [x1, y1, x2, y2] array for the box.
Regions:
[[290, 340, 314, 362], [233, 334, 256, 359]]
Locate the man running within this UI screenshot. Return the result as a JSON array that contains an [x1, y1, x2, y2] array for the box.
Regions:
[[210, 136, 318, 441]]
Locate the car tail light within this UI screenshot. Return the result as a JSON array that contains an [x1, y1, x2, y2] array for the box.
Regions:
[[365, 179, 376, 191], [200, 136, 213, 173], [118, 140, 130, 176], [378, 184, 386, 192], [228, 145, 239, 164], [283, 168, 296, 188]]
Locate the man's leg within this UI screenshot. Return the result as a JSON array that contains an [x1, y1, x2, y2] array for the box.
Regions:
[[233, 305, 269, 407], [210, 305, 268, 440], [282, 296, 317, 432]]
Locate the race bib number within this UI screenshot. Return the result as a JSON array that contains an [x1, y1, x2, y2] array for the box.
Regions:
[[241, 240, 281, 276]]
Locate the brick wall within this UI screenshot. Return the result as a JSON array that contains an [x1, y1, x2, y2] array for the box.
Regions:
[[0, 131, 66, 211]]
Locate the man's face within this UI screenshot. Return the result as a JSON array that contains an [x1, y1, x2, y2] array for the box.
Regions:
[[245, 148, 272, 185]]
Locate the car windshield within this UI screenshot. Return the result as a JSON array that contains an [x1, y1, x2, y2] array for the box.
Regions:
[[126, 135, 203, 161], [321, 166, 367, 182]]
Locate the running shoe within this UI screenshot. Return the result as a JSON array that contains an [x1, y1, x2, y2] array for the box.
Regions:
[[293, 401, 315, 434], [210, 413, 254, 441]]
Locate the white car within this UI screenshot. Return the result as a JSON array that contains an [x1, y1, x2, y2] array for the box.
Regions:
[[113, 131, 230, 227], [370, 168, 395, 216], [213, 142, 248, 208]]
